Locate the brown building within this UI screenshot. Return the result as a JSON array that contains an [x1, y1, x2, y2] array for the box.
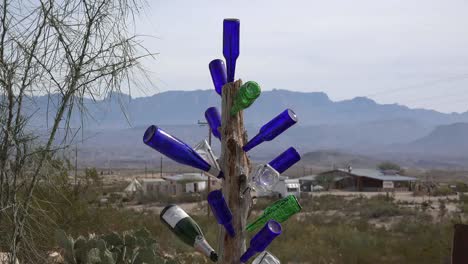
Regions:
[[316, 168, 417, 192]]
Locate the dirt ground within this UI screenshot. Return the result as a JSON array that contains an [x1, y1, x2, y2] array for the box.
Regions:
[[126, 201, 207, 215], [309, 190, 461, 215], [310, 190, 458, 202]]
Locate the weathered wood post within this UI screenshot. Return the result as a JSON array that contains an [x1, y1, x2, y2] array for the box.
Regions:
[[218, 79, 252, 263]]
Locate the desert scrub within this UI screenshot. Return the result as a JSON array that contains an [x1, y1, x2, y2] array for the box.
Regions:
[[266, 212, 452, 264], [432, 186, 456, 196], [360, 200, 413, 219]]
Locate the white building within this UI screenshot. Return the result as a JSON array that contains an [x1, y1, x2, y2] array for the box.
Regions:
[[164, 173, 216, 194]]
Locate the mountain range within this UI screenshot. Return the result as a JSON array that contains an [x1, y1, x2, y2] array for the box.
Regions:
[[27, 89, 468, 168], [30, 89, 468, 128]]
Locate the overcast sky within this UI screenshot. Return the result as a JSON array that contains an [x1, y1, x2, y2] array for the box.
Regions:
[[133, 0, 468, 113]]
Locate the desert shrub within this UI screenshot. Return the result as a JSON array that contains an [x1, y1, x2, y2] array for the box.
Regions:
[[451, 182, 468, 192], [360, 202, 409, 219], [432, 186, 456, 196], [265, 212, 452, 264], [55, 228, 168, 263], [377, 162, 402, 172], [299, 194, 351, 211], [458, 193, 468, 213]]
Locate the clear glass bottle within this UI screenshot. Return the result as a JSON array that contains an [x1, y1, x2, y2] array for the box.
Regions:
[[252, 251, 281, 264], [250, 147, 301, 192]]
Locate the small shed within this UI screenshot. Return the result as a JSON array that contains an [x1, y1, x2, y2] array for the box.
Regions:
[[124, 179, 142, 194], [139, 178, 170, 198], [164, 173, 221, 194]]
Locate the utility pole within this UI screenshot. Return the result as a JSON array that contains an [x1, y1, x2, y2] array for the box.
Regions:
[[198, 119, 213, 216], [74, 145, 78, 186], [160, 156, 163, 177]]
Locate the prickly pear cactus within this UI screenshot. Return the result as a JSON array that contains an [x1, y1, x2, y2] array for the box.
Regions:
[[55, 229, 171, 264]]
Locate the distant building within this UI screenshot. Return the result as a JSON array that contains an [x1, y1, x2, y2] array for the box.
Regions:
[[298, 175, 318, 192], [125, 173, 223, 199], [256, 176, 301, 198], [138, 178, 170, 198], [315, 168, 417, 192], [164, 173, 221, 194], [124, 178, 143, 195]]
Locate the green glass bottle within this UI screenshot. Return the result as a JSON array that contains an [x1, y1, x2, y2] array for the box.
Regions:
[[231, 81, 261, 115], [160, 204, 218, 262], [246, 195, 302, 232]]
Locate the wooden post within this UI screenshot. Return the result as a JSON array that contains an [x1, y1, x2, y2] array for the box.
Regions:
[[452, 224, 468, 263], [219, 79, 252, 263]]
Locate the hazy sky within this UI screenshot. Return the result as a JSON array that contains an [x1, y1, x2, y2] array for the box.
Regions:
[[134, 0, 468, 113]]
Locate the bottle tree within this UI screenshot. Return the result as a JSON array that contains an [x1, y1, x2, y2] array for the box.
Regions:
[[216, 18, 251, 263], [145, 17, 302, 263], [211, 18, 300, 263]]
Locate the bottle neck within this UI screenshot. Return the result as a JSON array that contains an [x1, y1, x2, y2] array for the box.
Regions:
[[243, 133, 264, 152], [240, 247, 257, 263], [246, 213, 268, 232], [193, 236, 215, 259]]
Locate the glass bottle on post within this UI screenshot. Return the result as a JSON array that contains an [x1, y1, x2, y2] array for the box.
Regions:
[[231, 81, 261, 116], [204, 107, 222, 140], [143, 125, 223, 178], [193, 139, 220, 172], [207, 190, 235, 237], [251, 147, 301, 192], [252, 251, 281, 264], [209, 59, 227, 96], [223, 19, 240, 83], [240, 220, 282, 263], [160, 204, 218, 262], [243, 109, 298, 152], [246, 195, 302, 232]]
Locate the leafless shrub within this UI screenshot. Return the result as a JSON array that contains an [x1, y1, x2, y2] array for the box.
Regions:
[[0, 0, 154, 262]]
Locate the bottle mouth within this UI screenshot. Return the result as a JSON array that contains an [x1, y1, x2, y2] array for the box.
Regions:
[[143, 125, 157, 144], [267, 220, 282, 234], [210, 252, 219, 262], [287, 109, 298, 122], [224, 18, 240, 23]]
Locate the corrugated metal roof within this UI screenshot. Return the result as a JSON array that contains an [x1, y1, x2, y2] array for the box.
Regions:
[[139, 178, 166, 183], [298, 175, 317, 181], [338, 168, 417, 181], [163, 173, 209, 182]]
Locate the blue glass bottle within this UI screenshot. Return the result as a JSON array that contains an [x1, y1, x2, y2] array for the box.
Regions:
[[268, 147, 301, 174], [207, 190, 235, 237], [243, 109, 298, 152], [223, 19, 240, 83], [209, 59, 227, 96], [143, 125, 223, 178], [205, 107, 222, 140], [240, 220, 282, 263]]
